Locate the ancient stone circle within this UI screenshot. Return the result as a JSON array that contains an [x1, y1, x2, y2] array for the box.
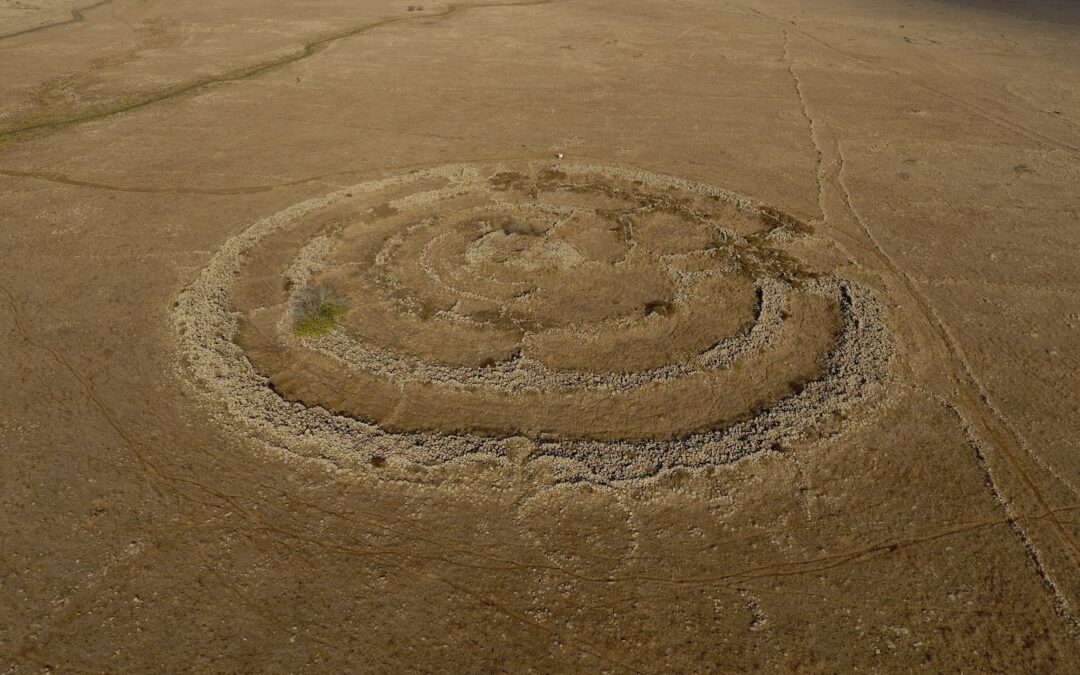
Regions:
[[173, 163, 892, 482]]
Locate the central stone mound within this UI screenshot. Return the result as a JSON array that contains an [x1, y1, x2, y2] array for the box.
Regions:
[[175, 163, 892, 481]]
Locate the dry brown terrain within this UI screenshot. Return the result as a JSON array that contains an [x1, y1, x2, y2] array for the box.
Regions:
[[2, 0, 1080, 671]]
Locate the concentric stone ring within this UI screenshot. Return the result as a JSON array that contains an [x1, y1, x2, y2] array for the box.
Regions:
[[173, 163, 893, 482]]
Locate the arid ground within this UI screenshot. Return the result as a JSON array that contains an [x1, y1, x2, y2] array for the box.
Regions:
[[2, 0, 1080, 671]]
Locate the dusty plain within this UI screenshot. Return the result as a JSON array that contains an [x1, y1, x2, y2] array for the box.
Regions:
[[2, 0, 1080, 671]]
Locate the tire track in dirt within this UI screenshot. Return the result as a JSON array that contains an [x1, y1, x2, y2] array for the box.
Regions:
[[0, 282, 169, 499], [831, 140, 1080, 628], [279, 499, 1077, 589], [0, 283, 319, 525], [768, 25, 1080, 625]]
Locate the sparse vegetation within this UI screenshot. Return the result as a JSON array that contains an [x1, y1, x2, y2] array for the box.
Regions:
[[293, 283, 346, 337]]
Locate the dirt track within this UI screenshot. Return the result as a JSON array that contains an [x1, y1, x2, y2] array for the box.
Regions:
[[3, 0, 1080, 671]]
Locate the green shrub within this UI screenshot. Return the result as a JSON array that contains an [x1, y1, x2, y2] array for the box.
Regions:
[[293, 284, 346, 337]]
